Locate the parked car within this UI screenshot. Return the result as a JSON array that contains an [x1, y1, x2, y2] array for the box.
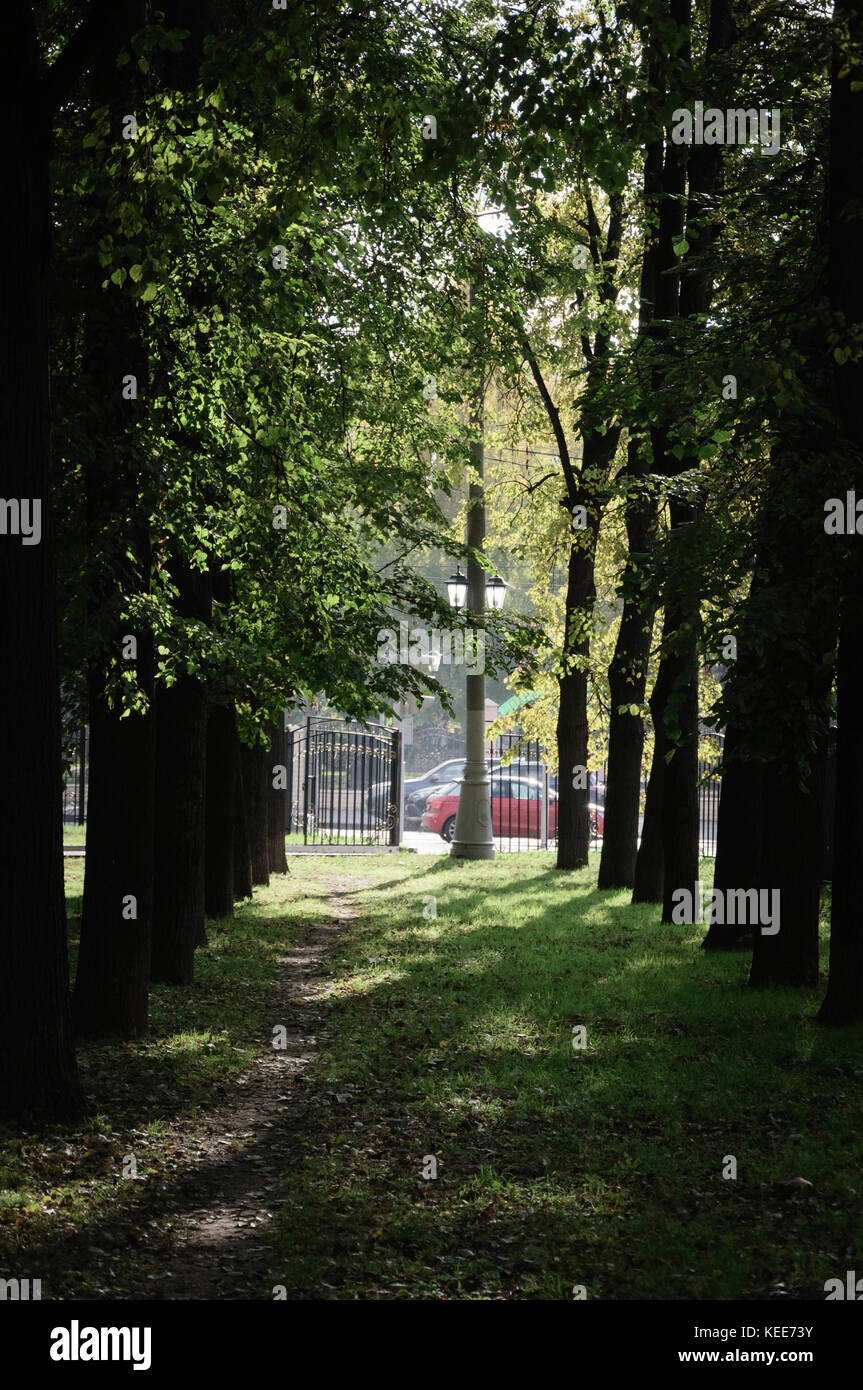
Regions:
[[495, 759, 559, 793], [371, 755, 500, 828], [422, 775, 559, 842]]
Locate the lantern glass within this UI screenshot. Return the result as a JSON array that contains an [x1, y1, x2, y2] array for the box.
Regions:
[[485, 574, 508, 610], [446, 568, 467, 610]]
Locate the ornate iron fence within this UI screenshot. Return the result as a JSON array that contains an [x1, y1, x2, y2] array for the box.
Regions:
[[284, 717, 402, 846]]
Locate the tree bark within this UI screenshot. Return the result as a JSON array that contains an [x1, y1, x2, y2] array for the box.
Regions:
[[205, 702, 237, 917], [242, 739, 271, 886], [74, 632, 156, 1036], [267, 718, 289, 875], [818, 0, 863, 1022], [72, 1, 155, 1037], [598, 458, 656, 889], [0, 6, 83, 1118], [151, 559, 211, 981], [556, 535, 596, 869], [234, 744, 254, 902], [598, 83, 661, 891], [632, 636, 674, 902], [702, 716, 763, 949], [151, 675, 207, 983]]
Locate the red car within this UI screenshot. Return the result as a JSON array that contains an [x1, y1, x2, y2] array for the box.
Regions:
[[421, 776, 559, 842]]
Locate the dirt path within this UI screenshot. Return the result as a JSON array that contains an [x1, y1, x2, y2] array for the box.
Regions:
[[161, 877, 367, 1299]]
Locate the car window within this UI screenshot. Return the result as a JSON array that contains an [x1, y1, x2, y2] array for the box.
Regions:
[[515, 780, 541, 800], [491, 779, 511, 799]]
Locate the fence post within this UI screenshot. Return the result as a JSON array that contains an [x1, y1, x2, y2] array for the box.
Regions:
[[284, 725, 294, 830], [540, 767, 549, 849], [389, 729, 402, 846], [302, 718, 311, 844]]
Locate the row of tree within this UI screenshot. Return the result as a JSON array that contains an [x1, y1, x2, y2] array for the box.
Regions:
[[3, 0, 862, 1125], [438, 0, 863, 1017], [1, 0, 527, 1120]]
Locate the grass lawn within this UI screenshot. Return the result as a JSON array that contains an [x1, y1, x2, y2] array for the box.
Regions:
[[269, 853, 862, 1300], [1, 851, 859, 1301], [0, 857, 333, 1298]]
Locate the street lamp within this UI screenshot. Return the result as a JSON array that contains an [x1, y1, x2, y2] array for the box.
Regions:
[[446, 568, 468, 611], [446, 552, 507, 859], [447, 568, 507, 613], [485, 574, 508, 611]]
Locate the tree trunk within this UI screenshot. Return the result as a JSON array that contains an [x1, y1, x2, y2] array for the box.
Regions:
[[74, 632, 156, 1036], [819, 562, 863, 1019], [205, 702, 237, 917], [151, 673, 207, 983], [599, 467, 655, 889], [750, 751, 825, 989], [0, 7, 83, 1119], [242, 739, 271, 886], [234, 746, 254, 902], [73, 11, 155, 1037], [598, 81, 661, 891], [267, 719, 289, 875], [556, 540, 596, 869], [151, 559, 210, 980], [818, 0, 863, 1021], [702, 717, 763, 949], [632, 638, 674, 903]]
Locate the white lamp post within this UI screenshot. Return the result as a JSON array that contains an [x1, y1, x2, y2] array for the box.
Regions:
[[446, 542, 507, 860]]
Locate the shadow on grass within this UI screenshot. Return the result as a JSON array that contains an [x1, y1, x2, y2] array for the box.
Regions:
[[265, 858, 863, 1300]]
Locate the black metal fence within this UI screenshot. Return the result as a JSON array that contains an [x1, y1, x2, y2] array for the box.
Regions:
[[60, 716, 719, 857], [284, 717, 402, 846], [62, 726, 88, 825], [483, 733, 722, 856]]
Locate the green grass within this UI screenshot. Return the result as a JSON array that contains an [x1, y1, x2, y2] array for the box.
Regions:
[[269, 853, 863, 1300], [0, 857, 335, 1299], [1, 852, 859, 1301]]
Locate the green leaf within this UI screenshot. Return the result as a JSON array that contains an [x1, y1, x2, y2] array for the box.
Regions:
[[128, 263, 144, 283]]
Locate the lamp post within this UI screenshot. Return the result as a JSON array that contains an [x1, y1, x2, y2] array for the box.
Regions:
[[445, 538, 507, 860]]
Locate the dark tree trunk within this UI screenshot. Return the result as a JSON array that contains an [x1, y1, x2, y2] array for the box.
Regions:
[[556, 541, 596, 869], [205, 702, 237, 917], [632, 641, 674, 903], [151, 560, 211, 981], [74, 633, 156, 1036], [599, 451, 656, 889], [151, 677, 207, 983], [73, 3, 155, 1038], [819, 562, 863, 1019], [242, 739, 271, 886], [702, 717, 763, 949], [0, 7, 83, 1118], [598, 84, 661, 891], [234, 746, 254, 902], [818, 0, 863, 1022], [267, 719, 289, 875], [660, 551, 701, 923], [749, 756, 825, 989]]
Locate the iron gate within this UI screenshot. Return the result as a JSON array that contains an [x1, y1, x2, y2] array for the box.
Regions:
[[284, 717, 402, 846]]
